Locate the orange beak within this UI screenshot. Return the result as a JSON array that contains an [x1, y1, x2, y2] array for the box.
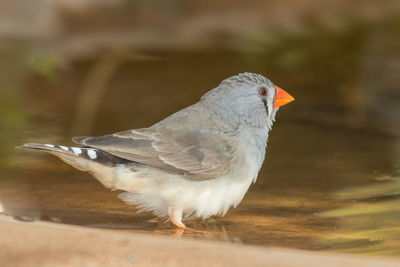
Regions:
[[273, 85, 295, 108]]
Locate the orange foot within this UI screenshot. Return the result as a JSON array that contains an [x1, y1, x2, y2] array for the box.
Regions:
[[170, 218, 210, 233], [168, 207, 212, 234]]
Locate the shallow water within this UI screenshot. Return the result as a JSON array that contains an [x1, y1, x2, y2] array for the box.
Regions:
[[1, 20, 400, 255]]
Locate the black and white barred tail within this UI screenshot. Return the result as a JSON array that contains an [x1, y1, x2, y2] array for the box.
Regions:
[[18, 143, 130, 167]]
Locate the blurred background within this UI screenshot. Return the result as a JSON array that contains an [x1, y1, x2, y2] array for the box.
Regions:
[[1, 0, 400, 256]]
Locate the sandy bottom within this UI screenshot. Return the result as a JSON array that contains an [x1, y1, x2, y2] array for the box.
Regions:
[[0, 215, 399, 267]]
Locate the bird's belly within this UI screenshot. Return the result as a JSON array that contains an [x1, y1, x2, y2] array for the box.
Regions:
[[180, 174, 255, 219], [112, 163, 256, 220]]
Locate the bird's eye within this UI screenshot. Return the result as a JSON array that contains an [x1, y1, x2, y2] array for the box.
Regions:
[[258, 87, 267, 96]]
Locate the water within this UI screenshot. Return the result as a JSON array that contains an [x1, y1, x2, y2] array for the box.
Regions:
[[1, 20, 400, 255]]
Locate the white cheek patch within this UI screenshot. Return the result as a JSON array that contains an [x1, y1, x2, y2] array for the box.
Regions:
[[45, 144, 55, 148], [59, 146, 69, 151], [87, 149, 97, 159], [71, 147, 82, 155]]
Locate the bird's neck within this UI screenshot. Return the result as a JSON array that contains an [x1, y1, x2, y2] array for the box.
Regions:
[[233, 125, 270, 183]]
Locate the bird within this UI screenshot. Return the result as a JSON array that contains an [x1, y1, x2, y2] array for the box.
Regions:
[[18, 72, 294, 232]]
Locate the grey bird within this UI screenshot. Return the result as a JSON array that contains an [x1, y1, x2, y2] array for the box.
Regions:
[[19, 72, 294, 231]]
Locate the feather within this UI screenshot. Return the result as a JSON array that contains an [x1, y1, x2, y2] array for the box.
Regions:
[[74, 127, 233, 180]]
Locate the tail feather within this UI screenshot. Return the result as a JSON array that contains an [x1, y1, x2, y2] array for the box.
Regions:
[[18, 143, 130, 167], [18, 143, 133, 188], [72, 136, 88, 144]]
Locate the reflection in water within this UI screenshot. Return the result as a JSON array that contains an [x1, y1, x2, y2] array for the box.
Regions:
[[0, 15, 400, 256], [320, 176, 400, 255]]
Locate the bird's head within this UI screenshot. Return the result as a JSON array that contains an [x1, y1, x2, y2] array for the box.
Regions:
[[201, 72, 294, 129]]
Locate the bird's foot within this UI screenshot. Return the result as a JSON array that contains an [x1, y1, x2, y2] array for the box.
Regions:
[[170, 218, 210, 234], [168, 207, 211, 234]]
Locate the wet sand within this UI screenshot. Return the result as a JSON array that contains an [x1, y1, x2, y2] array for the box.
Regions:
[[0, 215, 399, 267]]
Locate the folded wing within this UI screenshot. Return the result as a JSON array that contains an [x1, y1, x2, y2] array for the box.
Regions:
[[73, 127, 233, 180]]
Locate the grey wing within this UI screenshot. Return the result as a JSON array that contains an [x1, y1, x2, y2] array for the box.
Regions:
[[73, 127, 233, 180]]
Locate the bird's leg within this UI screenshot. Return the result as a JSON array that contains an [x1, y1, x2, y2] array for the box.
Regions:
[[168, 207, 208, 233], [168, 207, 185, 229]]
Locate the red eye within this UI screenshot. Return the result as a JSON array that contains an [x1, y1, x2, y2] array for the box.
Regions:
[[258, 88, 267, 96]]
